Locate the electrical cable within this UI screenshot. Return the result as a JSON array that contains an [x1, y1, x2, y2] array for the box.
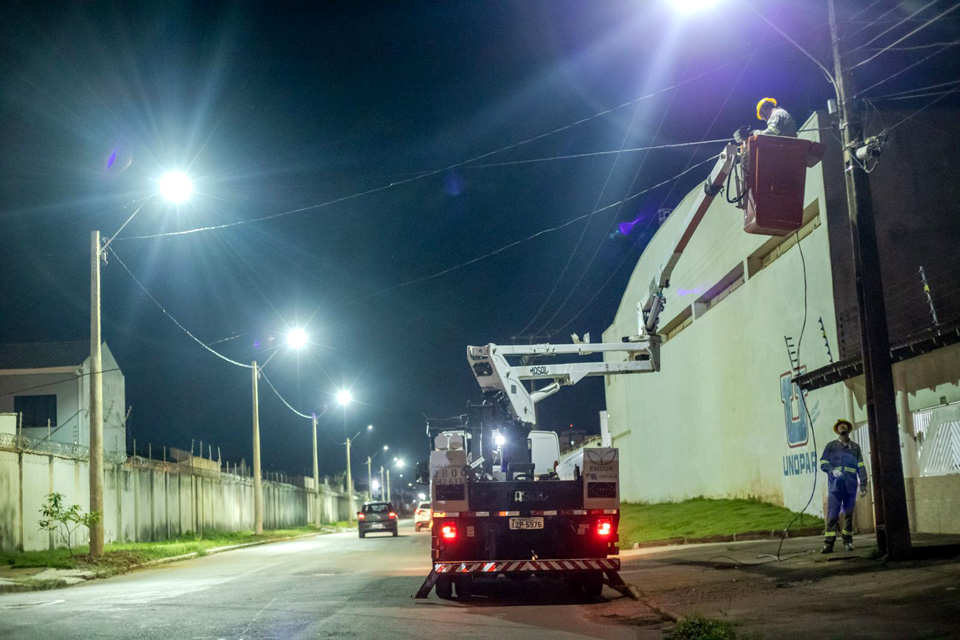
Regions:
[[258, 369, 313, 420], [877, 87, 960, 134], [855, 40, 959, 97], [466, 139, 732, 170], [847, 0, 911, 39], [335, 154, 721, 309], [514, 92, 652, 340], [850, 3, 960, 69], [867, 78, 960, 100], [530, 53, 696, 339], [106, 246, 253, 369], [848, 0, 940, 54]]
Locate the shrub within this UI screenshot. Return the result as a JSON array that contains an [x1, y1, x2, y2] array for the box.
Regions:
[[38, 492, 101, 556]]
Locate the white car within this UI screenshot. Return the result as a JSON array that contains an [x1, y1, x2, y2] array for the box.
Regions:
[[414, 502, 432, 532]]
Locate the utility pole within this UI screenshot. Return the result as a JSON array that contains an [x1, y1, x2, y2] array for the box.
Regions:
[[252, 361, 263, 535], [89, 231, 104, 557], [312, 414, 320, 527], [380, 466, 385, 501], [386, 468, 391, 505], [345, 437, 354, 522], [366, 456, 373, 502], [828, 0, 911, 560]]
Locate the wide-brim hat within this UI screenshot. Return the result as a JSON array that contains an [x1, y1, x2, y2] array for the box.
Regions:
[[833, 419, 853, 434]]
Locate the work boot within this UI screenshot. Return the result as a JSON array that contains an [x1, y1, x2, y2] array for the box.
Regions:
[[820, 543, 834, 554], [844, 542, 855, 552]]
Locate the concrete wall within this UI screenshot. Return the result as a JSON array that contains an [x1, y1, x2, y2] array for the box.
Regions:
[[0, 415, 356, 551]]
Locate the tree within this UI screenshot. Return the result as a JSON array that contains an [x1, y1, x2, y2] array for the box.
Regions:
[[38, 492, 101, 556]]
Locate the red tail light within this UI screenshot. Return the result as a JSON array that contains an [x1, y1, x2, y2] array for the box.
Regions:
[[596, 518, 612, 537], [358, 513, 365, 520], [415, 508, 421, 515], [388, 512, 397, 519], [440, 522, 457, 540]]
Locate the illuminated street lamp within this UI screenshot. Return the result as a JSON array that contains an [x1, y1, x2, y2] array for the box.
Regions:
[[88, 172, 193, 556], [337, 389, 352, 406], [158, 170, 193, 203], [287, 328, 308, 349]]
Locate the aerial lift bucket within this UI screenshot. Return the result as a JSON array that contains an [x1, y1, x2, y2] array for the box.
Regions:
[[743, 135, 826, 236]]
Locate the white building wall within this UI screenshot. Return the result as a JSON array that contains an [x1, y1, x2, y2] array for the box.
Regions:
[[603, 113, 847, 515]]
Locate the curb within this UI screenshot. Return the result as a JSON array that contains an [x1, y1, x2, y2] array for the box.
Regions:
[[0, 526, 353, 594], [630, 526, 822, 550]]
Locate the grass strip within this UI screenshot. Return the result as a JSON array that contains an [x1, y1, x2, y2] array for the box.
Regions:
[[0, 523, 351, 572], [618, 498, 823, 549]]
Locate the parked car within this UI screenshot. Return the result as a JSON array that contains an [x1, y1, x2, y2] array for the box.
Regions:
[[358, 501, 398, 538], [414, 502, 432, 532]]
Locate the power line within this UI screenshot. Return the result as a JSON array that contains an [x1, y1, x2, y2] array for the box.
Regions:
[[107, 246, 253, 369], [868, 78, 960, 100], [258, 370, 313, 420], [847, 0, 911, 39], [850, 3, 960, 69], [466, 139, 732, 170], [848, 0, 939, 53], [334, 154, 721, 310], [879, 87, 960, 134], [856, 40, 959, 96], [513, 76, 650, 340]]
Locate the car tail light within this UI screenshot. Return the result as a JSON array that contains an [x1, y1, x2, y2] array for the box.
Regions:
[[596, 518, 612, 537], [358, 513, 365, 520], [389, 512, 397, 519], [440, 522, 457, 540], [415, 508, 421, 515]]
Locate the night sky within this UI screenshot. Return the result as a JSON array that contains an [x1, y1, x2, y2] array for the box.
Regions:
[[2, 1, 958, 479]]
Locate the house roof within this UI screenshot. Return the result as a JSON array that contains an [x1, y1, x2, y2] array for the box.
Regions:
[[0, 341, 91, 370]]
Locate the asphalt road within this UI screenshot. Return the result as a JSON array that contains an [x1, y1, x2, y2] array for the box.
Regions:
[[0, 520, 648, 639]]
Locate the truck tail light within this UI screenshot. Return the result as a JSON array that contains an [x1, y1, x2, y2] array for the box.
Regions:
[[441, 522, 457, 540], [596, 518, 612, 537], [389, 512, 397, 519], [358, 513, 365, 520], [415, 508, 422, 515]]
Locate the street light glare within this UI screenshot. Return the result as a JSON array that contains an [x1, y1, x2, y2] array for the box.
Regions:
[[158, 171, 192, 203], [670, 0, 717, 12], [336, 389, 352, 405], [383, 445, 389, 451], [287, 328, 308, 349], [395, 459, 405, 468], [367, 424, 373, 430]]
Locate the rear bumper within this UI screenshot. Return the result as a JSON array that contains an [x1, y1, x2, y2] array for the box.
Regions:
[[359, 522, 397, 533], [433, 557, 620, 575]]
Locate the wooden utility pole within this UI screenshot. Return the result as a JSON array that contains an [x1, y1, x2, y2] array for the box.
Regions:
[[827, 0, 911, 560], [89, 231, 104, 557], [366, 456, 373, 502], [252, 361, 263, 535], [312, 414, 320, 527]]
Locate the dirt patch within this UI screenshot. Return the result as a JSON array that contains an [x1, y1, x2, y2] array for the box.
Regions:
[[69, 551, 146, 576]]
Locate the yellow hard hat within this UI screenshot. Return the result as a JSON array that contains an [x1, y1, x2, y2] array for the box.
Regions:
[[756, 97, 777, 120], [833, 419, 853, 433]]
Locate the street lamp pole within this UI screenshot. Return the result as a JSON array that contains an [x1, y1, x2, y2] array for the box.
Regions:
[[252, 361, 263, 535], [345, 436, 354, 522], [312, 414, 320, 527], [366, 456, 373, 502], [386, 468, 391, 505], [380, 466, 385, 501], [89, 231, 104, 557]]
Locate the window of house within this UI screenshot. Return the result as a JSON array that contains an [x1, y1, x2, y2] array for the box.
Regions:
[[14, 395, 57, 428]]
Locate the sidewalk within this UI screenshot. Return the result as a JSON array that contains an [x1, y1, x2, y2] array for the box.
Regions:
[[602, 533, 960, 639]]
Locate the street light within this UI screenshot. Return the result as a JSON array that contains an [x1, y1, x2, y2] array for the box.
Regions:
[[158, 170, 193, 203], [287, 328, 308, 349], [88, 172, 193, 556], [337, 389, 352, 405]]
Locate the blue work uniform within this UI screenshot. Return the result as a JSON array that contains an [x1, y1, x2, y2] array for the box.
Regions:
[[820, 438, 867, 545]]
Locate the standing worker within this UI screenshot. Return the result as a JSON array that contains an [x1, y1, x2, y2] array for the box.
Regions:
[[820, 419, 868, 553], [755, 97, 797, 137]]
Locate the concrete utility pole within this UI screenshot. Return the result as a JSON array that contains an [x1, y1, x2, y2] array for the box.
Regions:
[[366, 456, 373, 502], [252, 361, 263, 535], [312, 414, 320, 527], [89, 231, 104, 557], [345, 437, 354, 522], [380, 466, 385, 501], [828, 0, 911, 560], [386, 468, 391, 505]]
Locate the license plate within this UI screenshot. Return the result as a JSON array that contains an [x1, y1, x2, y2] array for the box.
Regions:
[[509, 517, 544, 530], [371, 523, 384, 529]]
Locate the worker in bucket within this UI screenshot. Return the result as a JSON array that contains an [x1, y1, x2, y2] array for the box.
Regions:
[[819, 419, 869, 553], [755, 97, 797, 137]]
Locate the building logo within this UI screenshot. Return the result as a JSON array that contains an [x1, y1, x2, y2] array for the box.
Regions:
[[780, 369, 808, 448]]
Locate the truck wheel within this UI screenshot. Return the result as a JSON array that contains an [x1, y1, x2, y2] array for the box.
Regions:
[[436, 577, 453, 600], [583, 572, 603, 598], [565, 576, 583, 597], [455, 576, 473, 600]]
